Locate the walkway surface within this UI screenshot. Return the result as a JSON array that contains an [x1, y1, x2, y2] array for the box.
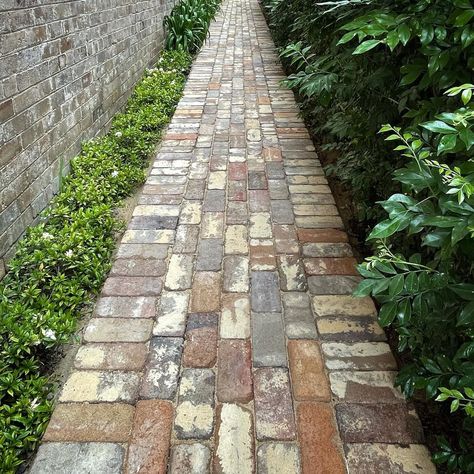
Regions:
[[31, 0, 436, 472]]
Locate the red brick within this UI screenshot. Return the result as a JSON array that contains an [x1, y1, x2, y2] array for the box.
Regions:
[[297, 228, 348, 243], [165, 133, 198, 141], [303, 257, 358, 275], [44, 403, 134, 442], [229, 162, 247, 180], [288, 340, 331, 401], [183, 313, 218, 368], [217, 339, 253, 403], [297, 403, 346, 474], [126, 400, 173, 474], [190, 271, 221, 312]]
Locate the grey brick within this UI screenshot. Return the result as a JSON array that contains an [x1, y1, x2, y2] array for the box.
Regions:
[[251, 271, 281, 312], [252, 312, 287, 367], [30, 443, 124, 474]]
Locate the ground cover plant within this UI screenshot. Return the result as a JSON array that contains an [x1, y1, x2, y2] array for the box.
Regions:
[[0, 49, 192, 472], [262, 0, 474, 471]]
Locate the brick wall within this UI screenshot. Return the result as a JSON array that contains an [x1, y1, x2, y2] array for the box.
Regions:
[[0, 0, 178, 278]]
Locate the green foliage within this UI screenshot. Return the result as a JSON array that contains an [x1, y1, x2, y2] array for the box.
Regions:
[[0, 49, 192, 473], [262, 0, 474, 470], [354, 87, 474, 472], [164, 0, 221, 53]]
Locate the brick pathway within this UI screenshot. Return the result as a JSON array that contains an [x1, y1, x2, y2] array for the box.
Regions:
[[31, 0, 436, 472]]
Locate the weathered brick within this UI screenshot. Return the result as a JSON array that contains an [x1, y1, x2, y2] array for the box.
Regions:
[[224, 225, 248, 254], [196, 238, 223, 271], [129, 216, 179, 230], [30, 443, 124, 474], [165, 254, 194, 290], [329, 370, 403, 403], [153, 290, 189, 336], [228, 180, 247, 201], [185, 179, 206, 200], [75, 343, 147, 370], [94, 296, 155, 319], [43, 403, 134, 442], [220, 293, 250, 338], [297, 228, 348, 243], [312, 295, 376, 317], [302, 242, 353, 257], [336, 403, 424, 444], [273, 224, 299, 254], [175, 368, 215, 439], [102, 276, 162, 296], [201, 211, 224, 238], [257, 443, 301, 474], [203, 189, 226, 211], [248, 170, 267, 189], [297, 403, 346, 474], [321, 342, 397, 371], [252, 312, 287, 367], [345, 443, 436, 473], [183, 313, 218, 368], [223, 256, 249, 292], [190, 271, 221, 312], [84, 318, 152, 343], [304, 257, 358, 275], [229, 162, 247, 180], [250, 238, 276, 270], [60, 371, 140, 403], [271, 200, 294, 224], [317, 316, 386, 342], [217, 339, 252, 402], [174, 225, 200, 253], [277, 255, 306, 291], [121, 229, 175, 244], [288, 340, 330, 401], [180, 201, 202, 224], [214, 404, 255, 474], [110, 258, 166, 277], [251, 271, 281, 312], [170, 444, 211, 474], [282, 292, 317, 339], [116, 243, 169, 259], [249, 212, 272, 238], [307, 275, 360, 295], [126, 400, 174, 474], [226, 201, 248, 224], [140, 337, 183, 399], [254, 368, 296, 440], [249, 189, 270, 212]]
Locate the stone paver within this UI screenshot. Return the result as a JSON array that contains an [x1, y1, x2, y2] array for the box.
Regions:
[[34, 0, 434, 471]]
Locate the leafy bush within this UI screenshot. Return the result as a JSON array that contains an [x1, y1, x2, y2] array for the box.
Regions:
[[355, 86, 474, 472], [261, 0, 474, 470], [164, 0, 221, 53], [0, 49, 192, 473]]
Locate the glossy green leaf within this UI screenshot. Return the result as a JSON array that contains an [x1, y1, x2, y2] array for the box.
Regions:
[[352, 39, 381, 55]]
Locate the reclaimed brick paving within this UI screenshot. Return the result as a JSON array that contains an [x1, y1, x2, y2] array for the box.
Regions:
[[30, 0, 436, 472]]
